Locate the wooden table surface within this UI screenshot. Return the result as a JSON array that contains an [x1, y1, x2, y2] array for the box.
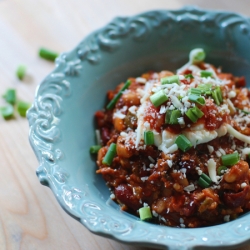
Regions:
[[1, 0, 250, 249]]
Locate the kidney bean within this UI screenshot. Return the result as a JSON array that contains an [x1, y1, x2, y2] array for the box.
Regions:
[[223, 186, 250, 208], [114, 184, 141, 211]]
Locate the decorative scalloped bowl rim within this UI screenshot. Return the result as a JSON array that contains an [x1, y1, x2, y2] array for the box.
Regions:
[[27, 6, 250, 250]]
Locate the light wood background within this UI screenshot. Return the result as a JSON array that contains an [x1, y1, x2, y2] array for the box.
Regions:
[[1, 0, 250, 249]]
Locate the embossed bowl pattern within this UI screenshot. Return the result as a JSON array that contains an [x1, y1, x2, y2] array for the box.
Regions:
[[28, 6, 250, 250]]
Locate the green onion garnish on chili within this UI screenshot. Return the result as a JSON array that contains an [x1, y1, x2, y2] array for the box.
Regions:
[[185, 106, 204, 123], [139, 207, 152, 220], [217, 166, 228, 175], [188, 94, 205, 105], [169, 110, 181, 124], [189, 88, 201, 95], [89, 145, 102, 154], [189, 48, 206, 64], [236, 108, 250, 115], [106, 80, 131, 110], [221, 152, 239, 166], [39, 47, 59, 61], [175, 134, 192, 152], [149, 89, 168, 107], [198, 173, 212, 188], [185, 74, 194, 79], [197, 83, 212, 95], [216, 86, 223, 103], [200, 71, 213, 78], [102, 143, 117, 165], [144, 131, 154, 145], [211, 87, 223, 105], [161, 75, 180, 85], [165, 110, 172, 124]]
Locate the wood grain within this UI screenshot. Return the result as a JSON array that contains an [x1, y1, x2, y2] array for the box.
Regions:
[[0, 0, 250, 249]]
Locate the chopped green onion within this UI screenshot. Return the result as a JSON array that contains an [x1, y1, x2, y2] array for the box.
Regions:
[[89, 145, 102, 154], [200, 173, 212, 184], [39, 47, 59, 61], [107, 80, 131, 110], [216, 86, 223, 103], [149, 90, 168, 107], [3, 89, 16, 105], [236, 108, 250, 115], [189, 48, 206, 64], [185, 106, 204, 123], [139, 207, 152, 220], [198, 173, 212, 188], [188, 94, 205, 105], [161, 75, 180, 85], [0, 105, 14, 120], [17, 101, 31, 117], [144, 131, 154, 145], [185, 108, 197, 123], [16, 65, 27, 80], [211, 88, 222, 105], [192, 106, 204, 118], [200, 71, 212, 78], [189, 88, 201, 95], [185, 74, 194, 79], [165, 110, 172, 124], [221, 152, 239, 166], [102, 143, 117, 165], [197, 83, 212, 95], [175, 134, 192, 152], [169, 110, 181, 124], [217, 166, 228, 175]]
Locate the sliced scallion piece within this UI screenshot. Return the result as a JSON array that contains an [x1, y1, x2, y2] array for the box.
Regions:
[[185, 106, 204, 123], [144, 131, 154, 145], [189, 48, 206, 64], [200, 173, 212, 184], [188, 94, 205, 105], [16, 65, 27, 80], [149, 90, 168, 107], [197, 83, 212, 95], [185, 74, 194, 79], [175, 134, 192, 152], [161, 75, 180, 85], [39, 47, 59, 61], [169, 110, 181, 124], [165, 110, 172, 124], [89, 145, 102, 154], [3, 89, 16, 105], [221, 152, 239, 166], [185, 108, 197, 123], [216, 86, 223, 103], [106, 80, 131, 110], [139, 207, 152, 220], [0, 105, 14, 120], [236, 108, 250, 115], [198, 173, 212, 188], [200, 71, 212, 78], [17, 101, 31, 117], [102, 143, 117, 165], [217, 166, 228, 175], [189, 88, 201, 95], [191, 106, 204, 118], [211, 88, 221, 105]]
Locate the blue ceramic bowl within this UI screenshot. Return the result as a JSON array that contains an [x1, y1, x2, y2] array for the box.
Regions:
[[28, 6, 250, 250]]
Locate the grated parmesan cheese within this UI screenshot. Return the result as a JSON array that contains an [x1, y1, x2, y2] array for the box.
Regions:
[[207, 159, 218, 183]]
